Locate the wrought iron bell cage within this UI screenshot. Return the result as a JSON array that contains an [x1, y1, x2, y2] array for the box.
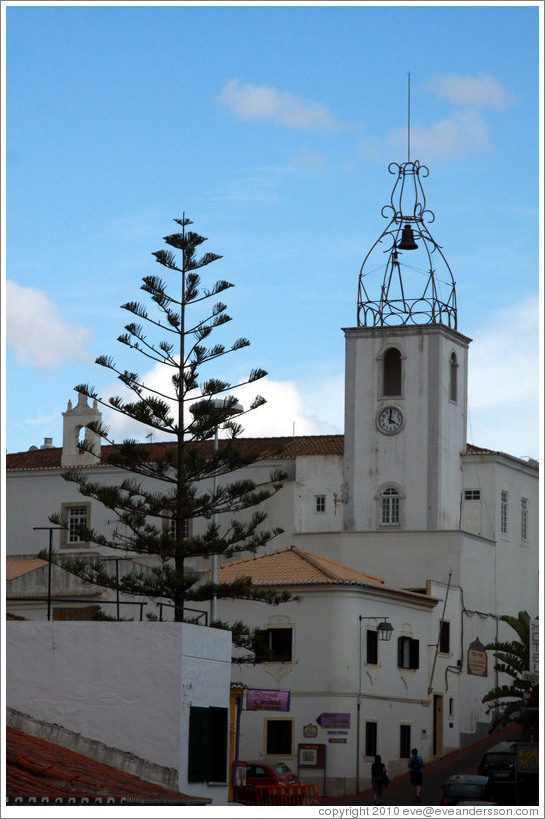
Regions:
[[357, 160, 457, 330]]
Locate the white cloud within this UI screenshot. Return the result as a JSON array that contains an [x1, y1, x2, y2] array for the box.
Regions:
[[6, 280, 93, 369], [467, 295, 539, 458], [98, 362, 339, 445], [425, 73, 513, 110], [383, 110, 490, 161], [218, 79, 342, 132]]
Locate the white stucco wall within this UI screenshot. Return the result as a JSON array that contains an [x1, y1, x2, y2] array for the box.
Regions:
[[343, 325, 469, 533], [221, 584, 438, 797], [6, 622, 231, 803]]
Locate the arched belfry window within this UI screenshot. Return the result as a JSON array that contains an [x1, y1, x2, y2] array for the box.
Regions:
[[450, 352, 458, 403], [383, 347, 402, 396]]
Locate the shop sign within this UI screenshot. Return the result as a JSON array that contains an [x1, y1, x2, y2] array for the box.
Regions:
[[467, 638, 488, 677], [246, 689, 290, 711], [316, 712, 351, 729]]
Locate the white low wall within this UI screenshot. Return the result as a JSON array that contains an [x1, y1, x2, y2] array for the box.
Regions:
[[6, 621, 231, 804]]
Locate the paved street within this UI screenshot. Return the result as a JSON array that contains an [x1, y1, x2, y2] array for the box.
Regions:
[[319, 725, 529, 806]]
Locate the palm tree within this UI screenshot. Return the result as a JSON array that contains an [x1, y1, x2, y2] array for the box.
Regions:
[[482, 611, 539, 740]]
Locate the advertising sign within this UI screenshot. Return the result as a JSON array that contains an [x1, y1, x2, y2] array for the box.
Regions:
[[467, 638, 488, 677], [246, 689, 290, 711], [517, 743, 539, 773], [316, 712, 351, 729], [298, 743, 325, 767]]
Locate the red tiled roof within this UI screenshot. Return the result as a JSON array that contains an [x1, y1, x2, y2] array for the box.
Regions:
[[465, 444, 539, 470], [214, 545, 385, 587], [6, 435, 344, 471], [6, 726, 210, 806], [205, 546, 437, 605], [7, 438, 535, 472], [6, 558, 48, 581]]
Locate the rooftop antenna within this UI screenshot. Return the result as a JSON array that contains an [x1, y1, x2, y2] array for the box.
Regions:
[[407, 71, 411, 162]]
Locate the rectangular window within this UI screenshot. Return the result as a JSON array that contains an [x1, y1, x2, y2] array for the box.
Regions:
[[521, 498, 528, 541], [266, 718, 293, 756], [365, 722, 377, 757], [188, 706, 228, 783], [462, 490, 482, 535], [254, 628, 293, 663], [60, 503, 91, 548], [398, 636, 419, 670], [400, 725, 411, 758], [381, 492, 400, 525], [163, 512, 190, 539], [315, 495, 326, 513], [500, 491, 508, 535], [366, 630, 378, 665], [439, 621, 450, 654]]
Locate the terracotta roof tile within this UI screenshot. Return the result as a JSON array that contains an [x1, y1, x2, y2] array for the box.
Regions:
[[214, 546, 385, 587], [6, 726, 210, 806], [211, 547, 437, 606], [6, 558, 48, 581], [6, 435, 344, 471], [465, 444, 539, 470]]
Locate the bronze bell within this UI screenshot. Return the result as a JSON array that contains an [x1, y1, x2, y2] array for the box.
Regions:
[[398, 224, 418, 250]]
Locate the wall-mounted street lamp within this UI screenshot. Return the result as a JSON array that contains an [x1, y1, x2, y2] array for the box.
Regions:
[[376, 619, 394, 642], [356, 615, 395, 791]]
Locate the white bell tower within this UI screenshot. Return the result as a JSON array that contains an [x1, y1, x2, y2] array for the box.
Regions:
[[61, 392, 102, 467], [343, 157, 471, 533]]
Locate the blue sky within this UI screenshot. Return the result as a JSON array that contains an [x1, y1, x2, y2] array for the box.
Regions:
[[3, 1, 542, 460]]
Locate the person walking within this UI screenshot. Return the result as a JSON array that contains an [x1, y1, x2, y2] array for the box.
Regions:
[[370, 754, 388, 803], [408, 748, 423, 802]]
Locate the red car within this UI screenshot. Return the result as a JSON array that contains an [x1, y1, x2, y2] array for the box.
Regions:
[[236, 760, 302, 804]]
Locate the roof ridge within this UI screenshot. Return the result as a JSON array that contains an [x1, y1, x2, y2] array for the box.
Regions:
[[292, 547, 384, 584], [290, 547, 340, 580]]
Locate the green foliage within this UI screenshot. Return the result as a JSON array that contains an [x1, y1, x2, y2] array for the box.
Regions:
[[482, 611, 539, 739], [49, 215, 291, 633]]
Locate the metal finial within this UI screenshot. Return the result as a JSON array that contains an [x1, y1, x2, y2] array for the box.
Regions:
[[407, 72, 411, 163]]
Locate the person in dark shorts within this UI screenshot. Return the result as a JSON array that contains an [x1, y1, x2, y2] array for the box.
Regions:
[[408, 747, 423, 801], [371, 754, 387, 802]]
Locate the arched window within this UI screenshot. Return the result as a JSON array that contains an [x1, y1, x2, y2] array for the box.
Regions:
[[381, 487, 400, 526], [450, 352, 458, 403], [383, 347, 402, 396]]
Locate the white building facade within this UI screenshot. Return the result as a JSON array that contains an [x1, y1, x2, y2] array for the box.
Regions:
[[5, 156, 538, 797]]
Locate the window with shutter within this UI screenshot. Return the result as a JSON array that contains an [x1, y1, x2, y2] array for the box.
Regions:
[[188, 707, 211, 782], [188, 705, 228, 783], [254, 628, 293, 662], [398, 636, 419, 670], [439, 621, 450, 654], [365, 722, 377, 757], [400, 725, 411, 758], [366, 630, 378, 665]]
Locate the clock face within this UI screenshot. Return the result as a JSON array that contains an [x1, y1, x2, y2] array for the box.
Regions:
[[377, 406, 403, 435]]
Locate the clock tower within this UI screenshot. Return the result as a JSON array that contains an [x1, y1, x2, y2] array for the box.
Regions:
[[343, 159, 471, 533]]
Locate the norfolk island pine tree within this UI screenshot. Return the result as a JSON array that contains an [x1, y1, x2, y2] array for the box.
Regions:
[[45, 214, 293, 652]]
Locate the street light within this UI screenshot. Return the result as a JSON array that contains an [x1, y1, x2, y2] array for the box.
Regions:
[[376, 619, 394, 641], [356, 615, 395, 791], [190, 397, 244, 624]]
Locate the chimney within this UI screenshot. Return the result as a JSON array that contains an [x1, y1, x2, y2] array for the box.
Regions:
[[40, 438, 54, 449]]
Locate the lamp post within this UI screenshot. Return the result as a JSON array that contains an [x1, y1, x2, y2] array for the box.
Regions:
[[356, 615, 394, 793], [191, 398, 243, 624], [210, 399, 244, 623], [33, 526, 63, 621]]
